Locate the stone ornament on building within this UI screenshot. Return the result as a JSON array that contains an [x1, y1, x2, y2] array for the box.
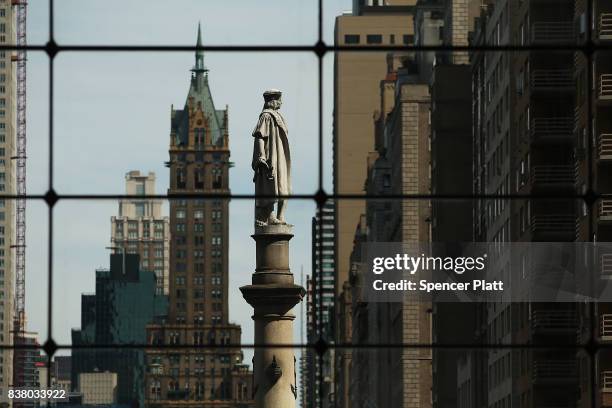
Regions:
[[252, 89, 292, 227], [266, 356, 283, 384]]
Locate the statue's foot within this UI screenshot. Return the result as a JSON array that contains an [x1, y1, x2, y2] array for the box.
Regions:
[[255, 220, 268, 227], [268, 216, 283, 225]]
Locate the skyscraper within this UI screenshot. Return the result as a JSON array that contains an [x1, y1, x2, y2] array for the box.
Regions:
[[333, 4, 416, 405], [468, 1, 580, 407], [312, 202, 335, 337], [111, 170, 170, 295], [144, 25, 253, 407], [585, 2, 612, 406], [304, 202, 336, 407], [0, 2, 15, 397], [71, 253, 167, 407], [334, 0, 416, 301]]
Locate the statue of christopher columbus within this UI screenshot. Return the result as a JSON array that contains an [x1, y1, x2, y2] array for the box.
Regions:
[[252, 89, 291, 227]]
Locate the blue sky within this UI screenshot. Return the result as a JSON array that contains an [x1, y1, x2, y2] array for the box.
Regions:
[[23, 0, 351, 364]]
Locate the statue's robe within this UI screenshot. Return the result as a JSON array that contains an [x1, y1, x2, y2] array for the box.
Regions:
[[252, 109, 291, 207]]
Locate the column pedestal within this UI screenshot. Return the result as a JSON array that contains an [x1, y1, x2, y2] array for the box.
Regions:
[[240, 224, 305, 408]]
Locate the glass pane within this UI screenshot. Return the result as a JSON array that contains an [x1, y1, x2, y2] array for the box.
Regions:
[[54, 52, 318, 196], [328, 50, 584, 196], [54, 1, 317, 46], [53, 199, 312, 347]]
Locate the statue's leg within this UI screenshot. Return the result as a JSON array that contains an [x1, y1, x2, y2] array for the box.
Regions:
[[255, 202, 274, 226], [276, 199, 287, 224]]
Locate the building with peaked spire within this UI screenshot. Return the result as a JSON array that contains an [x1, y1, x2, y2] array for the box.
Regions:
[[144, 24, 254, 407]]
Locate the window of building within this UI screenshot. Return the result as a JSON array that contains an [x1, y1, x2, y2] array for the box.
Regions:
[[176, 168, 186, 189], [402, 34, 414, 44], [344, 34, 360, 44], [135, 202, 145, 217], [366, 34, 383, 44], [195, 168, 204, 189], [212, 167, 222, 189], [194, 127, 205, 146]]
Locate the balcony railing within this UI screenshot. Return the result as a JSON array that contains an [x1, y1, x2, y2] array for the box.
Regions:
[[601, 74, 612, 100], [532, 360, 577, 383], [531, 165, 575, 187], [531, 70, 574, 92], [600, 134, 612, 160], [530, 117, 574, 142], [531, 21, 574, 44], [601, 254, 612, 278], [601, 200, 612, 221], [602, 315, 612, 339], [601, 13, 612, 40], [531, 310, 577, 333], [531, 214, 576, 238]]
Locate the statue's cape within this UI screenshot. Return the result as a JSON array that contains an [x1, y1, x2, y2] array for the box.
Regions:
[[252, 109, 291, 195], [260, 109, 288, 135]]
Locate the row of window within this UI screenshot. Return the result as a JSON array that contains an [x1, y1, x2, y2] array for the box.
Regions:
[[173, 200, 223, 208], [175, 280, 221, 294], [344, 33, 414, 45], [173, 315, 223, 325], [175, 167, 223, 190], [175, 227, 219, 238], [175, 221, 222, 232], [175, 262, 222, 274]]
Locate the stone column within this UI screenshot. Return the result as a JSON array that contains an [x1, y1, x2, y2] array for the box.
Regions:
[[241, 224, 305, 408]]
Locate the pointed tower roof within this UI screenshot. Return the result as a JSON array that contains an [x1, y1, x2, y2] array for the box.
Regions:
[[171, 23, 225, 147], [192, 21, 207, 74]]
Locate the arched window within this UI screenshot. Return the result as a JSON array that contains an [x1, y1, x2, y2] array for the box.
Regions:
[[194, 127, 205, 147]]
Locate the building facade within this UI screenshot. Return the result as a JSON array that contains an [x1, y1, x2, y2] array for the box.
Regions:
[[111, 170, 170, 295], [12, 331, 41, 390], [144, 26, 253, 407], [579, 1, 612, 406], [71, 253, 167, 407], [469, 2, 580, 407], [304, 203, 336, 407], [79, 371, 118, 406], [344, 40, 438, 408], [0, 1, 15, 397], [334, 0, 416, 299], [333, 4, 417, 406], [52, 356, 72, 394]]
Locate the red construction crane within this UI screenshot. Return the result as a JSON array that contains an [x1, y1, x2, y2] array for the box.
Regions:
[[11, 0, 27, 387]]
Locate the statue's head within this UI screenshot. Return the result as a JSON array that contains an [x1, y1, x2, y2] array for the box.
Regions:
[[263, 89, 282, 110]]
